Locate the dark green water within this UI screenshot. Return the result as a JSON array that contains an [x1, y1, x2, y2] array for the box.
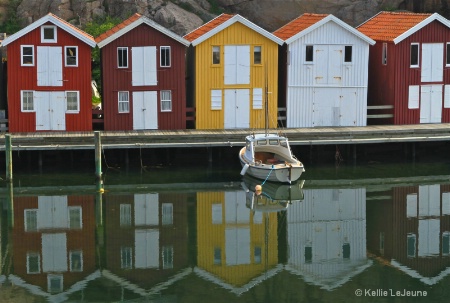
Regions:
[[2, 158, 450, 302]]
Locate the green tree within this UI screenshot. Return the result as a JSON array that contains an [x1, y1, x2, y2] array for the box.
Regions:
[[0, 0, 24, 34]]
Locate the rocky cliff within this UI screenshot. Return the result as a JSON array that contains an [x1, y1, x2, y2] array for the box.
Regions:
[[1, 0, 450, 35]]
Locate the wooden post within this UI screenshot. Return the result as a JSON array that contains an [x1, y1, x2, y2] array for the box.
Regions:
[[94, 131, 102, 181], [5, 134, 12, 182]]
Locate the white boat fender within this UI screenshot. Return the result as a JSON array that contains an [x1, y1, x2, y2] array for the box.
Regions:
[[240, 164, 249, 175]]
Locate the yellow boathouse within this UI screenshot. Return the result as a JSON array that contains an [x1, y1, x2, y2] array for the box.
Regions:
[[184, 14, 283, 130]]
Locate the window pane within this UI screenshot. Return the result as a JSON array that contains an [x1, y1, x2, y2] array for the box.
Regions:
[[66, 92, 78, 111], [27, 253, 40, 273], [66, 47, 77, 66], [344, 46, 352, 62], [118, 92, 129, 113], [22, 46, 33, 65], [446, 43, 450, 65], [304, 246, 312, 263], [161, 90, 172, 111], [121, 247, 132, 269], [305, 45, 313, 62], [25, 210, 37, 231], [343, 243, 350, 258], [254, 46, 261, 64], [43, 27, 55, 40], [118, 48, 128, 67], [22, 91, 34, 111], [120, 204, 131, 226], [254, 246, 261, 264], [214, 247, 221, 265], [411, 44, 419, 66], [213, 46, 220, 64], [162, 203, 173, 225], [162, 246, 174, 269], [161, 46, 170, 67], [69, 207, 81, 229]]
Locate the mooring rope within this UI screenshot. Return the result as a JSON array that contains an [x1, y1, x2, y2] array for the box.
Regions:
[[261, 165, 274, 186]]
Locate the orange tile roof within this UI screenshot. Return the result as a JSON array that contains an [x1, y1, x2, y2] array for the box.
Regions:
[[95, 13, 142, 43], [273, 13, 329, 40], [184, 14, 234, 42], [357, 11, 432, 42], [48, 12, 95, 42]]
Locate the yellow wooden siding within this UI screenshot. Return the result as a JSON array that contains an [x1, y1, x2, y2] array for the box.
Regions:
[[196, 191, 279, 285], [194, 22, 279, 129]]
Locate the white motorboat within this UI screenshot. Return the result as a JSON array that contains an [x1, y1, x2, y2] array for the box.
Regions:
[[239, 133, 305, 183]]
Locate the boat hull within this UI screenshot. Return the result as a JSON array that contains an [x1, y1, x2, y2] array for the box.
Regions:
[[239, 148, 304, 183]]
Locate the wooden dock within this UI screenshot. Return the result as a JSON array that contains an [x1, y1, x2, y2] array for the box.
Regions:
[[1, 123, 450, 151]]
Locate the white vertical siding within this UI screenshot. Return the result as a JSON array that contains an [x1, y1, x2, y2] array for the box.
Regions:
[[286, 21, 370, 128]]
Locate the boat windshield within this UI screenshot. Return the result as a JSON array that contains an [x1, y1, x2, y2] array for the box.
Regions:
[[280, 139, 288, 147], [257, 139, 267, 145], [269, 139, 278, 145]]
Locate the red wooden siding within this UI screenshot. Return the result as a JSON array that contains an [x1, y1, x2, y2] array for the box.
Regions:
[[367, 20, 450, 125], [7, 22, 93, 132], [101, 24, 187, 130], [12, 195, 96, 290]]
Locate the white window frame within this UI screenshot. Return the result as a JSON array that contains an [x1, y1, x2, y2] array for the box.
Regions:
[[254, 46, 262, 65], [162, 203, 173, 225], [27, 252, 41, 274], [160, 90, 172, 112], [41, 25, 57, 43], [21, 90, 34, 112], [47, 274, 63, 293], [162, 245, 174, 269], [118, 91, 130, 113], [117, 47, 128, 68], [212, 46, 220, 64], [65, 46, 78, 67], [121, 247, 133, 269], [382, 43, 388, 65], [68, 206, 82, 229], [65, 91, 80, 113], [21, 45, 34, 66], [410, 43, 420, 68], [69, 250, 83, 272], [253, 88, 263, 109], [160, 46, 171, 67], [120, 204, 132, 226], [211, 89, 222, 110], [24, 209, 38, 231]]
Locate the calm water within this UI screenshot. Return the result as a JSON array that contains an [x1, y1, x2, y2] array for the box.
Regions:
[[2, 157, 450, 303]]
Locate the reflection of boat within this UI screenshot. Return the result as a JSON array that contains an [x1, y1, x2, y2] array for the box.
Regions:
[[242, 175, 304, 212]]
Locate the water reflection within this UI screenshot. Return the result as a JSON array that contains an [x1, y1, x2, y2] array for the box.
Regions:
[[1, 175, 450, 302]]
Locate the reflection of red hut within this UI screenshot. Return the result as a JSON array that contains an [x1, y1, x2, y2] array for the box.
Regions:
[[104, 192, 192, 290], [367, 184, 450, 284], [11, 194, 97, 297]]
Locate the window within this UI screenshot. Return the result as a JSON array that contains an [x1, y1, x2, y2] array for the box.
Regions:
[[343, 243, 350, 259], [304, 246, 312, 263], [253, 88, 263, 109], [21, 91, 34, 112], [382, 43, 387, 65], [410, 43, 419, 67], [162, 203, 173, 225], [117, 47, 128, 68], [120, 204, 131, 226], [121, 247, 133, 269], [160, 46, 171, 67], [25, 209, 37, 231], [48, 275, 63, 293], [65, 46, 78, 66], [66, 91, 79, 112], [254, 246, 262, 264], [21, 45, 34, 66], [212, 46, 220, 64], [407, 233, 416, 258], [68, 206, 82, 229], [380, 232, 385, 255], [162, 246, 174, 269], [447, 43, 450, 66], [41, 25, 57, 42], [214, 247, 222, 265], [254, 46, 261, 64], [70, 251, 83, 272], [443, 232, 450, 255], [305, 45, 313, 62], [344, 46, 352, 63], [212, 204, 222, 224], [118, 91, 129, 113], [161, 90, 172, 112], [211, 90, 222, 110], [27, 253, 40, 274]]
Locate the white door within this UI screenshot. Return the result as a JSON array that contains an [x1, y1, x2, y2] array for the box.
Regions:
[[134, 229, 159, 268], [224, 45, 250, 85], [37, 46, 63, 86], [312, 88, 339, 126], [35, 92, 66, 130], [224, 89, 250, 129], [37, 196, 68, 229], [134, 193, 159, 226], [225, 227, 250, 265], [420, 85, 442, 123], [132, 46, 157, 86], [132, 91, 158, 129], [339, 89, 357, 126], [315, 45, 343, 85], [42, 233, 67, 272], [421, 43, 443, 82]]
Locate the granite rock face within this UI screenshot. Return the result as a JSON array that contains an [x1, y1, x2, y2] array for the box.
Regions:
[[3, 0, 450, 35]]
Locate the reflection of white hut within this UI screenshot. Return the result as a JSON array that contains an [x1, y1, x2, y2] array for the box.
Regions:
[[286, 188, 372, 290]]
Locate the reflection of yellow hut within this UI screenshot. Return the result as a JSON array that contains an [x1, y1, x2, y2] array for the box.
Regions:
[[195, 190, 279, 291]]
